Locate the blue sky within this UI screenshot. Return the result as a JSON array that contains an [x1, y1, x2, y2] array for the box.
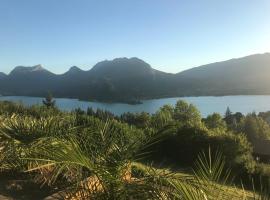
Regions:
[[0, 0, 270, 74]]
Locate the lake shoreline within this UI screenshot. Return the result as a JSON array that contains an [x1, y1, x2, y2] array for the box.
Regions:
[[1, 95, 270, 117], [3, 94, 270, 105]]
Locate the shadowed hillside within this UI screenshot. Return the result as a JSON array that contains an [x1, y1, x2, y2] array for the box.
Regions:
[[1, 53, 270, 103], [174, 53, 270, 95]]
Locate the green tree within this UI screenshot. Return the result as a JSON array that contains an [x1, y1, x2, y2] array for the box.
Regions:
[[225, 107, 232, 118], [150, 125, 255, 174], [120, 112, 151, 128], [224, 107, 239, 129], [42, 92, 56, 108], [160, 104, 174, 115], [174, 100, 201, 126], [204, 113, 227, 130], [243, 114, 270, 140], [151, 105, 174, 129]]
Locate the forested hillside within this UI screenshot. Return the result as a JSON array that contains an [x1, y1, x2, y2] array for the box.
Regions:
[[1, 53, 270, 103]]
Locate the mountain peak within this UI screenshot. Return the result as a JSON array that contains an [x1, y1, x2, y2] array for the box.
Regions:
[[68, 66, 82, 72], [10, 64, 51, 75], [63, 66, 83, 76], [110, 57, 147, 64], [91, 57, 152, 72], [88, 57, 156, 81], [31, 64, 45, 72]]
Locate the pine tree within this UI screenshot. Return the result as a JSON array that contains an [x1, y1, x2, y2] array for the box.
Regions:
[[225, 106, 232, 118], [43, 92, 56, 108]]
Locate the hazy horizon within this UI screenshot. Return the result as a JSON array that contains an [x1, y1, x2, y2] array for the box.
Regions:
[[1, 0, 270, 74]]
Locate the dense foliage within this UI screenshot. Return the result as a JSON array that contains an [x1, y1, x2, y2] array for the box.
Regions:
[[0, 100, 269, 199]]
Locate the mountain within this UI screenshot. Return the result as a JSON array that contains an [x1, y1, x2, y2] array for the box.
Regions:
[[0, 73, 7, 95], [59, 66, 87, 86], [56, 57, 173, 102], [90, 57, 154, 79], [63, 66, 84, 76], [0, 72, 6, 79], [85, 57, 173, 101], [173, 53, 270, 96], [0, 53, 270, 103], [55, 66, 89, 98], [1, 65, 56, 96], [9, 64, 48, 75], [0, 58, 173, 102]]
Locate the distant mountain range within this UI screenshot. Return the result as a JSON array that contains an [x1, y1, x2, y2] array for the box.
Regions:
[[1, 53, 270, 103]]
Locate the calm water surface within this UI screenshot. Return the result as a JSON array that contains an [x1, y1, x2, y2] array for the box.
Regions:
[[1, 96, 270, 117]]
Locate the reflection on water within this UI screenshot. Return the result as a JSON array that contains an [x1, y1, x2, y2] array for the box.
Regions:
[[1, 96, 270, 117]]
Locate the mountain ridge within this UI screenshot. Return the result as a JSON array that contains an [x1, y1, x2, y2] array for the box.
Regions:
[[2, 53, 269, 75], [9, 64, 49, 75], [1, 53, 270, 103]]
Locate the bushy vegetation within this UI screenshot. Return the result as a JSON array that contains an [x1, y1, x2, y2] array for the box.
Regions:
[[0, 100, 269, 199]]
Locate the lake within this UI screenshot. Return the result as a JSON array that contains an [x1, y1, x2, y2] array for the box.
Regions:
[[1, 95, 270, 117]]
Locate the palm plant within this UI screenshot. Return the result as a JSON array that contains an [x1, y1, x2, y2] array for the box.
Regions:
[[0, 114, 75, 171], [0, 110, 268, 199], [21, 119, 258, 200], [23, 121, 170, 199]]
